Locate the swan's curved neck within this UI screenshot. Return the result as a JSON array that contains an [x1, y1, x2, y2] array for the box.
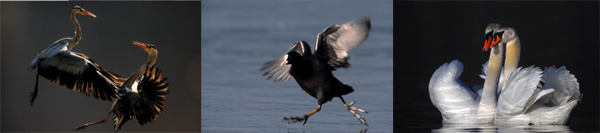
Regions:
[[478, 42, 504, 119], [69, 11, 82, 50], [501, 38, 520, 91], [123, 49, 158, 88]]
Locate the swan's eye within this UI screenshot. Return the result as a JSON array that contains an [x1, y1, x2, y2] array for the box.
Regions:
[[493, 31, 505, 39]]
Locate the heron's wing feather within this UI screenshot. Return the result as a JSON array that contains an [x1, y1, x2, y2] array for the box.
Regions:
[[36, 51, 123, 101], [135, 66, 169, 125]]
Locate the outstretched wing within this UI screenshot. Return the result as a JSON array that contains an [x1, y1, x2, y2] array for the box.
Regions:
[[540, 66, 581, 106], [134, 65, 169, 125], [33, 45, 124, 101], [496, 66, 546, 117], [314, 18, 371, 69], [260, 41, 312, 82]]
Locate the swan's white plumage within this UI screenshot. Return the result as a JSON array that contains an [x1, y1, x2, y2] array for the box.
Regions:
[[429, 60, 481, 123], [430, 23, 580, 125], [494, 66, 580, 125], [495, 67, 546, 124], [432, 61, 581, 125], [479, 61, 505, 95], [496, 67, 544, 116], [541, 66, 580, 106]]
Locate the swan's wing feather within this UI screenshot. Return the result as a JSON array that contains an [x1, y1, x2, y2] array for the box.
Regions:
[[496, 66, 543, 116], [541, 66, 581, 106], [526, 99, 579, 124], [525, 66, 580, 124], [429, 60, 477, 121]]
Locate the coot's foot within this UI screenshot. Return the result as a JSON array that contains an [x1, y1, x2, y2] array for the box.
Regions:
[[345, 101, 368, 126]]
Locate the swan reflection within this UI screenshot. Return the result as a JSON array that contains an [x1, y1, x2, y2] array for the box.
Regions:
[[433, 124, 570, 132]]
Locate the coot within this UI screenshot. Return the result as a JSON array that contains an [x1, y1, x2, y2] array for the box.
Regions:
[[261, 18, 371, 126]]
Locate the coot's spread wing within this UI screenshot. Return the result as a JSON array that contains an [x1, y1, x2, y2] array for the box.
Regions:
[[314, 18, 370, 69], [261, 41, 312, 82]]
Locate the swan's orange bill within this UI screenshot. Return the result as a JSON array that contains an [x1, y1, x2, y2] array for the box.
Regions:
[[490, 35, 501, 48], [483, 36, 492, 51]]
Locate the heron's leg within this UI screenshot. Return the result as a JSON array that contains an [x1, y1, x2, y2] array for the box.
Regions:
[[283, 104, 321, 125], [340, 96, 368, 126], [29, 73, 40, 106], [75, 101, 117, 130]]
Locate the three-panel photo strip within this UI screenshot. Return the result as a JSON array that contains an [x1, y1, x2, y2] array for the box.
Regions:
[[1, 0, 598, 132]]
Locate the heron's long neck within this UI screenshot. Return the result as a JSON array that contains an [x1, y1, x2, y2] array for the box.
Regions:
[[123, 50, 158, 88], [477, 42, 504, 120], [69, 12, 82, 50], [501, 38, 520, 91]]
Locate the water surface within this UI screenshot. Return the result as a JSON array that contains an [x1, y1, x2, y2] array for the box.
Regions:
[[201, 0, 393, 132]]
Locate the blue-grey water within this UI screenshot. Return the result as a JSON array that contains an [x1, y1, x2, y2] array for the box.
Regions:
[[201, 0, 393, 132]]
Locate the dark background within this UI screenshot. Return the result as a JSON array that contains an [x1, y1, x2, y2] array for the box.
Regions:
[[1, 2, 201, 132], [394, 1, 599, 132]]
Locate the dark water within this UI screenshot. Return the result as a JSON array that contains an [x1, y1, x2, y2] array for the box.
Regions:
[[1, 2, 202, 132], [201, 0, 393, 132]]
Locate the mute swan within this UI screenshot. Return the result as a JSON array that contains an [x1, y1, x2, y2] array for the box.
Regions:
[[428, 24, 504, 123], [483, 24, 581, 125], [430, 23, 581, 125]]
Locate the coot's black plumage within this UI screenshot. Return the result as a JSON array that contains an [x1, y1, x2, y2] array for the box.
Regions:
[[261, 18, 370, 126]]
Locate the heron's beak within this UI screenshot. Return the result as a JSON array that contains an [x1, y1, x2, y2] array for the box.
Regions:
[[83, 11, 96, 18], [133, 41, 148, 49]]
